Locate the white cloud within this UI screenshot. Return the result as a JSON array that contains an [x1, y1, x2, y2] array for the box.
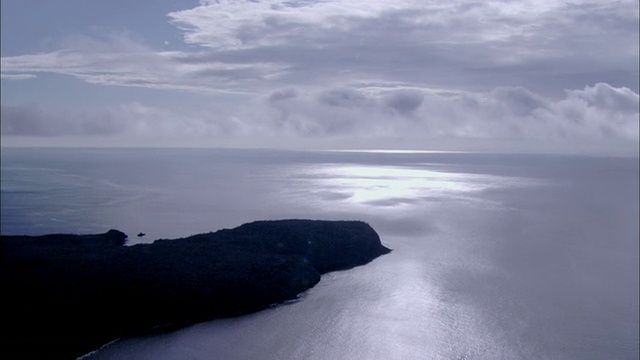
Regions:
[[2, 0, 637, 95], [168, 0, 399, 49], [1, 1, 637, 154], [164, 0, 638, 93], [246, 83, 639, 144], [2, 82, 637, 154]]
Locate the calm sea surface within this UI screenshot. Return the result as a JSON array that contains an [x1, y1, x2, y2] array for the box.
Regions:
[[1, 148, 638, 359]]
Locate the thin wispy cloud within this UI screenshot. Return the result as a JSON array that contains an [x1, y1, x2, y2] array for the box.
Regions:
[[0, 73, 38, 80], [0, 31, 284, 95]]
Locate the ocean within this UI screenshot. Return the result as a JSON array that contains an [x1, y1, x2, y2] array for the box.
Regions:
[[1, 147, 638, 359]]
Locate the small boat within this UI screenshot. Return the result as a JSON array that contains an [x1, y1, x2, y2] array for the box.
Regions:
[[137, 232, 146, 237]]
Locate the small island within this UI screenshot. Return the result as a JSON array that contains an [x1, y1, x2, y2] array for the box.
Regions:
[[1, 220, 390, 359]]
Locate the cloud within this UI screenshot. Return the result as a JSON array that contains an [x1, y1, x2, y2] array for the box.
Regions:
[[383, 90, 424, 115], [1, 1, 637, 154], [2, 83, 637, 154], [1, 105, 71, 136], [567, 83, 639, 113], [440, 83, 639, 142], [164, 0, 639, 94], [545, 84, 640, 140], [0, 31, 285, 95], [0, 102, 246, 138], [488, 87, 548, 116], [319, 88, 368, 107], [168, 0, 397, 50], [2, 0, 637, 96], [269, 88, 298, 104], [256, 83, 639, 144]]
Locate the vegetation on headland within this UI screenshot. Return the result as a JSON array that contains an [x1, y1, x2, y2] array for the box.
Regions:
[[1, 220, 390, 359]]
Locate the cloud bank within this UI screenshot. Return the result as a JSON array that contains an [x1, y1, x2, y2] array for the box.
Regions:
[[3, 83, 637, 154]]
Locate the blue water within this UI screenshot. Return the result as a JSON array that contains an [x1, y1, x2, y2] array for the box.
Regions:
[[1, 148, 638, 359]]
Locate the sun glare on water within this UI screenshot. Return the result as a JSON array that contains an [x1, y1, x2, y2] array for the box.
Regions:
[[290, 163, 520, 209]]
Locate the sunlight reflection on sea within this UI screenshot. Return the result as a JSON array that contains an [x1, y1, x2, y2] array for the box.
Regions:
[[2, 148, 637, 359]]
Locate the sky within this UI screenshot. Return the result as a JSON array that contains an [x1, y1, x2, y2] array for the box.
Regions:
[[1, 0, 639, 154]]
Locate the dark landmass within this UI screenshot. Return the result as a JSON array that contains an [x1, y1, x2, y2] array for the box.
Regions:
[[1, 220, 390, 360]]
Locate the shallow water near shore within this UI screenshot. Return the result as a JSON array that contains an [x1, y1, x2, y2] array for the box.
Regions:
[[2, 148, 638, 359]]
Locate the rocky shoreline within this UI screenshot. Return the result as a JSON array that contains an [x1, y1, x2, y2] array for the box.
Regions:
[[1, 220, 390, 359]]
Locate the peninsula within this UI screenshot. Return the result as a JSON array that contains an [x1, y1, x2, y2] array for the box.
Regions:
[[1, 220, 390, 359]]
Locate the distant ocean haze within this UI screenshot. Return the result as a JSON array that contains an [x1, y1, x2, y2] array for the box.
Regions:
[[1, 148, 638, 359]]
